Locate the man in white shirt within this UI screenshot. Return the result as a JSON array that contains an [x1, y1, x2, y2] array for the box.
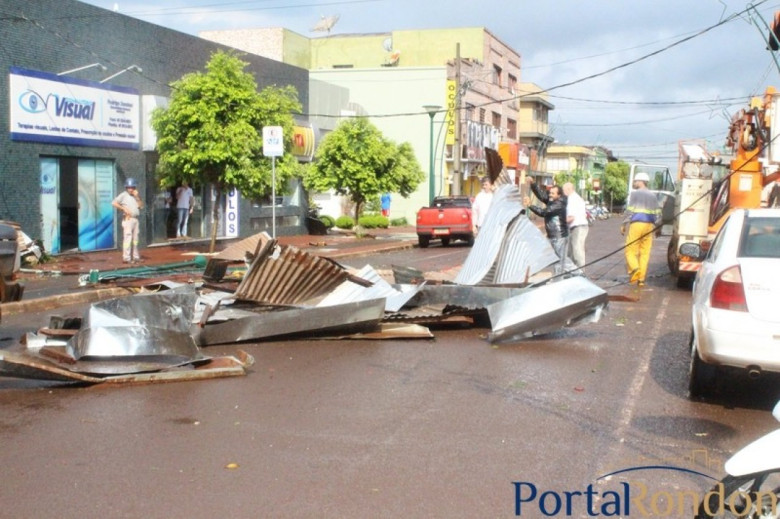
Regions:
[[563, 182, 589, 268], [175, 181, 194, 238], [472, 177, 494, 234]]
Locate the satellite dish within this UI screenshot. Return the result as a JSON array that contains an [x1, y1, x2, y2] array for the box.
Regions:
[[382, 37, 393, 52], [311, 14, 340, 34]]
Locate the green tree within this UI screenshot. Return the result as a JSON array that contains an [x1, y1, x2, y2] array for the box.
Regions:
[[151, 50, 302, 251], [303, 118, 424, 229], [604, 161, 630, 210]]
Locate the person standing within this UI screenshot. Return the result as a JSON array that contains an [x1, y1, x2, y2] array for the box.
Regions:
[[524, 177, 579, 276], [175, 180, 194, 238], [112, 177, 144, 264], [562, 182, 589, 268], [380, 192, 392, 218], [471, 177, 494, 234], [621, 172, 660, 286]]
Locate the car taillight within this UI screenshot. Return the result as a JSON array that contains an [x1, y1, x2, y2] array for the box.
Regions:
[[710, 265, 747, 312]]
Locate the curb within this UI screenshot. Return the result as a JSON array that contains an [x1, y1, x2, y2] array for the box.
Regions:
[[0, 240, 418, 316]]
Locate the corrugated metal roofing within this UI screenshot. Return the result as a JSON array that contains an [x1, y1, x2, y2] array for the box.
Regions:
[[233, 241, 350, 305]]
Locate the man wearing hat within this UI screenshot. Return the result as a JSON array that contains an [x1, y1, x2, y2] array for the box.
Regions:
[[112, 177, 144, 263], [621, 172, 660, 286]]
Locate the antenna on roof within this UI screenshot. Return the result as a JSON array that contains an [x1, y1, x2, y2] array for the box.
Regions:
[[311, 14, 340, 34]]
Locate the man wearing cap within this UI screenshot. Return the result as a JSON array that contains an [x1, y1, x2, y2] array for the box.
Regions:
[[621, 172, 660, 286], [112, 178, 144, 264]]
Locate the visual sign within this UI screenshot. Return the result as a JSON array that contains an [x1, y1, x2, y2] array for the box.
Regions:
[[9, 66, 140, 149]]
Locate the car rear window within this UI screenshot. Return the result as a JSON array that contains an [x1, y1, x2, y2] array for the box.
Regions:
[[740, 217, 780, 258]]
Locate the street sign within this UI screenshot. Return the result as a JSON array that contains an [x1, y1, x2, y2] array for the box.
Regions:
[[263, 126, 284, 157]]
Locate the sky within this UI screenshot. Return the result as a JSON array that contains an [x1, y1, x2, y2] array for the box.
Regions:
[[79, 0, 780, 169]]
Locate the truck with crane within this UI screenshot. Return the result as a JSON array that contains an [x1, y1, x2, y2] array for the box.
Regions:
[[665, 88, 780, 287]]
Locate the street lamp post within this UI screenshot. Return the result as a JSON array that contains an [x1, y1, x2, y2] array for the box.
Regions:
[[423, 104, 442, 205]]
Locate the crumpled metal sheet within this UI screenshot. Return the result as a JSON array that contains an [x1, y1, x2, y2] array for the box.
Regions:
[[234, 241, 350, 305], [195, 298, 386, 346], [412, 284, 527, 309], [455, 184, 557, 285], [317, 265, 422, 312], [487, 276, 607, 343], [67, 286, 202, 367], [455, 183, 523, 285], [491, 215, 559, 284], [0, 348, 253, 384]]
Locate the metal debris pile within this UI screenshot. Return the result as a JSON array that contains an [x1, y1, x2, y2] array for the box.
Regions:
[[1, 154, 608, 386]]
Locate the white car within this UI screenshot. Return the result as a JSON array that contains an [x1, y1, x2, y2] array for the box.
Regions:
[[689, 208, 780, 397]]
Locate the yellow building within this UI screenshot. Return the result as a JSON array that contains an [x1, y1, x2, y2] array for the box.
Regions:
[[201, 27, 554, 220]]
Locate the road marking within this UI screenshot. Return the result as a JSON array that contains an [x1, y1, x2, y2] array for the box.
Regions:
[[617, 294, 670, 437]]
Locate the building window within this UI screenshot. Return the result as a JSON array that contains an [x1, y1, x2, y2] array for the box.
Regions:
[[492, 111, 501, 129], [546, 157, 570, 172], [507, 118, 517, 139], [466, 103, 475, 122], [493, 64, 502, 87], [479, 108, 486, 123], [508, 74, 517, 93]]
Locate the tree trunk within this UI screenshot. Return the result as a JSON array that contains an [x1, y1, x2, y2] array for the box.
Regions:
[[209, 185, 221, 253], [353, 200, 362, 237]]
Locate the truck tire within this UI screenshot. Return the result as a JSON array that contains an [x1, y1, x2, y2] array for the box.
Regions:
[[418, 235, 430, 248], [667, 237, 678, 276], [466, 235, 475, 246]]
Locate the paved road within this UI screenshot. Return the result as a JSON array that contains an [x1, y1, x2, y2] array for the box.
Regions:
[[1, 217, 778, 518]]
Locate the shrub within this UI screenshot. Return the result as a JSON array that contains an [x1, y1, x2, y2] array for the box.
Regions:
[[319, 215, 336, 228], [335, 215, 355, 229], [390, 217, 408, 226], [358, 215, 389, 229]]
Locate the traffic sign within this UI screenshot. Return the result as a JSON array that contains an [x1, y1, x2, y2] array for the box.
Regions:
[[263, 126, 284, 157]]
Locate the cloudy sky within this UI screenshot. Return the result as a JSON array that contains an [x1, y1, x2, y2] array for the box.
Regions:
[[80, 0, 780, 168]]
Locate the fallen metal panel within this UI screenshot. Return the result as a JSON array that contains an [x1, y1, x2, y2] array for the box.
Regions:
[[214, 232, 270, 261], [487, 276, 608, 343], [67, 286, 202, 365], [413, 285, 527, 309], [317, 265, 421, 312], [234, 242, 350, 305], [491, 215, 559, 284], [0, 349, 253, 385], [454, 183, 524, 285], [195, 298, 386, 346]]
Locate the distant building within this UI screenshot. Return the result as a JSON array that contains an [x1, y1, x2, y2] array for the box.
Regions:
[[202, 27, 551, 220], [544, 144, 615, 201]]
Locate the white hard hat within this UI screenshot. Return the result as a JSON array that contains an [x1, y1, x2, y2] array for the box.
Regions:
[[634, 172, 650, 183]]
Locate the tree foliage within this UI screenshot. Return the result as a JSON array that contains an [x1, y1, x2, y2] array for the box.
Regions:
[[303, 118, 424, 224], [151, 50, 302, 250], [604, 161, 630, 209]]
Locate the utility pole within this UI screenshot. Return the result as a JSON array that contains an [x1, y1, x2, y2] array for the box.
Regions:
[[453, 43, 462, 196]]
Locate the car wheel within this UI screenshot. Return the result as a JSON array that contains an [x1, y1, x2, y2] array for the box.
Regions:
[[688, 331, 716, 398], [466, 235, 475, 247], [418, 235, 430, 248], [441, 237, 450, 247], [676, 273, 693, 290]]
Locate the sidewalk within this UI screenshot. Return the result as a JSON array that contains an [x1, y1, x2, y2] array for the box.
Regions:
[[25, 225, 419, 275], [1, 226, 418, 317]]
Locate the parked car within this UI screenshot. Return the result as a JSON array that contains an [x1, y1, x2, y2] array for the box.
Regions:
[[415, 196, 474, 248], [688, 208, 780, 397]]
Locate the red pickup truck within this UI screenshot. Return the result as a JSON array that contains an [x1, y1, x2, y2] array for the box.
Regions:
[[415, 196, 474, 248]]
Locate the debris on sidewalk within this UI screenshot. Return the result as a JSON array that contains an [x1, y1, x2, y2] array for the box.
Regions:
[[1, 150, 614, 387]]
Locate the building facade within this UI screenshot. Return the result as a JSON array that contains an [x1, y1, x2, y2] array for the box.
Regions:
[[2, 0, 310, 255], [201, 27, 547, 222]]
